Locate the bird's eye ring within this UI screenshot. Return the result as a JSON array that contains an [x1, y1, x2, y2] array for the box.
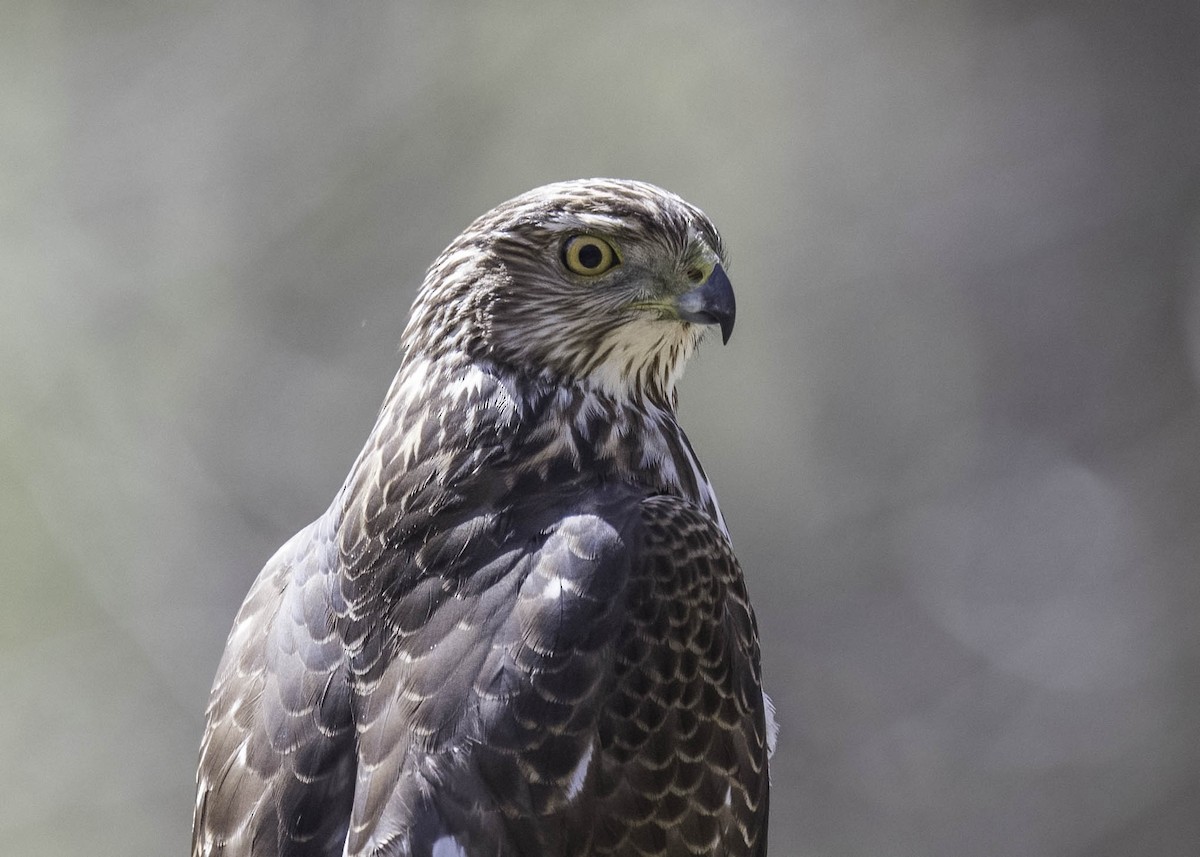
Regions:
[[562, 235, 619, 276]]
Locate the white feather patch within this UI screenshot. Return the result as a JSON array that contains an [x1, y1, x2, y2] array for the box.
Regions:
[[431, 835, 467, 857], [566, 742, 594, 800], [763, 691, 779, 758]]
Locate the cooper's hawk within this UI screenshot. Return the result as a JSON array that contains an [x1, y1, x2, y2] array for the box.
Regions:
[[194, 179, 774, 856]]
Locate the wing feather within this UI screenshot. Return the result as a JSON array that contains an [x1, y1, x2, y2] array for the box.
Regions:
[[340, 486, 768, 857], [193, 513, 355, 857]]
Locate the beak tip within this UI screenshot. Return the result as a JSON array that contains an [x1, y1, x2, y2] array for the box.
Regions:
[[677, 262, 736, 345]]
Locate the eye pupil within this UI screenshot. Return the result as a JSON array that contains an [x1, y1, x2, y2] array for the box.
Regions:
[[578, 243, 603, 269], [563, 236, 618, 276]]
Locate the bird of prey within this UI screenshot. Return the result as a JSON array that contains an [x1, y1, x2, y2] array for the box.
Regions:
[[193, 178, 775, 857]]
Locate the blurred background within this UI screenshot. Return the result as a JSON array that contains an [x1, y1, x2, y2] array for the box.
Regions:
[[3, 1, 1199, 854]]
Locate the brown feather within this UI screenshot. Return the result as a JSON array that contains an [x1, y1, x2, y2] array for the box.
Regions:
[[194, 179, 770, 857]]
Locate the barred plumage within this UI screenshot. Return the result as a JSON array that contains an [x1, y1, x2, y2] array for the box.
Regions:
[[194, 179, 772, 857]]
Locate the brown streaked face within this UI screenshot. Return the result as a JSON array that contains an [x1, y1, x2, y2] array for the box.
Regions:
[[403, 179, 734, 402]]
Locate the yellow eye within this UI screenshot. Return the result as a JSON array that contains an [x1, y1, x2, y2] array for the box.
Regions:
[[562, 235, 618, 276]]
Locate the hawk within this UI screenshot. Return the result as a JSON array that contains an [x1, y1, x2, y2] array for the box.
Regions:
[[194, 179, 775, 857]]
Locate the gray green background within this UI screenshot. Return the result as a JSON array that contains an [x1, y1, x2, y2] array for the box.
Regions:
[[4, 2, 1200, 855]]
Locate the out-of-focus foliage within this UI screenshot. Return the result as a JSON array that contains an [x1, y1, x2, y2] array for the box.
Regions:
[[2, 2, 1198, 855]]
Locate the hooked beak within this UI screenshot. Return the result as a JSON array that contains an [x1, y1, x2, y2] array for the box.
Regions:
[[675, 263, 736, 345]]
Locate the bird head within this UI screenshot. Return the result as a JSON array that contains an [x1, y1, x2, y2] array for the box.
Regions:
[[401, 179, 734, 404]]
